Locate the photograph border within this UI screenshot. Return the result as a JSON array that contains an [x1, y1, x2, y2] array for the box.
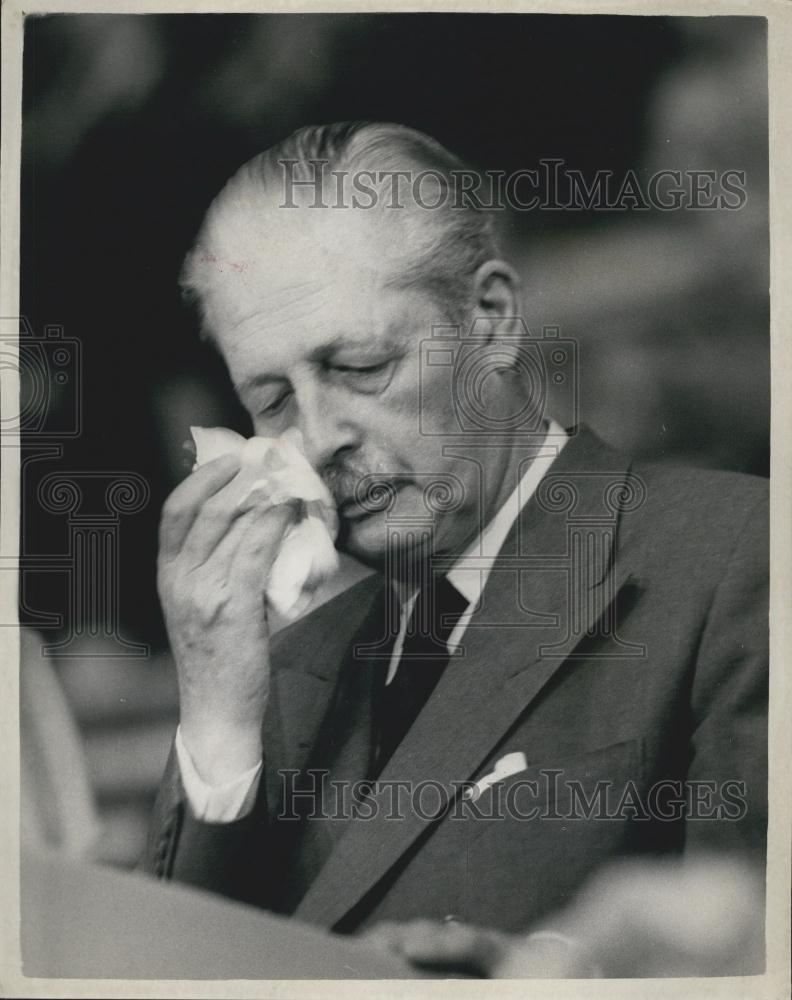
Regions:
[[1, 2, 789, 997]]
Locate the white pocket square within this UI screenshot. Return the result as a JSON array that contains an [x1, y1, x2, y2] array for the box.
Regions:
[[463, 751, 528, 802]]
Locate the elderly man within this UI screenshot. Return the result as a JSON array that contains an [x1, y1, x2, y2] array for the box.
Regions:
[[143, 122, 767, 975]]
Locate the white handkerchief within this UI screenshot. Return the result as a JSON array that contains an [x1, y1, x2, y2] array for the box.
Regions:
[[463, 751, 529, 802], [190, 425, 339, 621]]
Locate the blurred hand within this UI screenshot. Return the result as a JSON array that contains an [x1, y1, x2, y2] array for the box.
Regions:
[[157, 453, 298, 785], [363, 919, 599, 978], [363, 919, 511, 977], [363, 853, 764, 978]]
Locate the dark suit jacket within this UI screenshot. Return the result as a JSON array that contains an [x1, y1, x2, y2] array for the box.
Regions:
[[142, 426, 768, 935]]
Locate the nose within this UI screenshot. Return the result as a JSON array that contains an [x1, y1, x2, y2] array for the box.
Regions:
[[294, 378, 362, 471]]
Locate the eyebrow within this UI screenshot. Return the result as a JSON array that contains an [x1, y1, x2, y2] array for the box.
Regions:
[[234, 372, 285, 397], [319, 334, 404, 356]]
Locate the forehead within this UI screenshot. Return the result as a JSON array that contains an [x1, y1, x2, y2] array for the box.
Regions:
[[204, 207, 411, 340], [200, 225, 434, 387]]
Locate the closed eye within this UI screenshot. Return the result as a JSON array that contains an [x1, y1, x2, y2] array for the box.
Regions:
[[259, 390, 292, 415], [333, 361, 390, 374]]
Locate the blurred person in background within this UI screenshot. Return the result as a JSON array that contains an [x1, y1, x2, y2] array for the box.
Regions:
[[141, 121, 768, 976], [20, 628, 100, 858]]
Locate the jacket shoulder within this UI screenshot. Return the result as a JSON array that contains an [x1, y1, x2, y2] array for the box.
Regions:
[[631, 459, 767, 523], [621, 458, 767, 571]]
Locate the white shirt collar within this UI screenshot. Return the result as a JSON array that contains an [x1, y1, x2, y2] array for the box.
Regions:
[[384, 419, 569, 684], [446, 418, 568, 607]]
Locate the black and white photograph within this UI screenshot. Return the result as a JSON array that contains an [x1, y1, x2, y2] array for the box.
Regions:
[[1, 2, 790, 994]]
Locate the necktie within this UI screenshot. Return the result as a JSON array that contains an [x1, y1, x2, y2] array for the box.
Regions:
[[373, 575, 469, 776]]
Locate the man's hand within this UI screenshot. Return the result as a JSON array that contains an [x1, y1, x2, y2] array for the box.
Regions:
[[363, 854, 764, 978], [157, 453, 298, 786], [362, 919, 597, 978]]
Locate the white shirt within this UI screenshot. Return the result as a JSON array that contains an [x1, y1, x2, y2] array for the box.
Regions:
[[176, 419, 568, 822]]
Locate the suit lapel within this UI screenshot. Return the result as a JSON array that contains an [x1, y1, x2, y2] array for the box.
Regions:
[[295, 427, 642, 928], [262, 575, 383, 813]]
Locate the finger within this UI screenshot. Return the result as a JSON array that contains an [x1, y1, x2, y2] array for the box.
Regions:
[[400, 922, 505, 975], [181, 502, 261, 580], [159, 453, 241, 559], [365, 920, 452, 958], [179, 476, 261, 569], [359, 919, 500, 975], [178, 500, 297, 602], [233, 500, 300, 593]]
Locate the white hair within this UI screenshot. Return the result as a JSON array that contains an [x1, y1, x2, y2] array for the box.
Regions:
[[180, 121, 500, 339]]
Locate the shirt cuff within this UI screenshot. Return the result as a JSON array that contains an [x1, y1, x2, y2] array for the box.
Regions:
[[174, 725, 263, 823]]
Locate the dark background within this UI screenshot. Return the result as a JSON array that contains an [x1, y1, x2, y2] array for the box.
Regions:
[[18, 13, 769, 865]]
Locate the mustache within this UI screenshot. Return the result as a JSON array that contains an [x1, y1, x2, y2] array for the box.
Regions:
[[321, 462, 407, 506]]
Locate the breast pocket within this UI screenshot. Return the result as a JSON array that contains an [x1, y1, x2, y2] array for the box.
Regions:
[[457, 738, 646, 930], [463, 737, 645, 843]]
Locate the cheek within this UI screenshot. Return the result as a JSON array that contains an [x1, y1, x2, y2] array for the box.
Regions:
[[378, 354, 457, 445], [414, 358, 460, 438], [364, 409, 444, 477], [350, 367, 420, 456]]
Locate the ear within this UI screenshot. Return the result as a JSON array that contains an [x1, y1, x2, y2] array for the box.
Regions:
[[471, 260, 525, 378], [472, 260, 521, 336]]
